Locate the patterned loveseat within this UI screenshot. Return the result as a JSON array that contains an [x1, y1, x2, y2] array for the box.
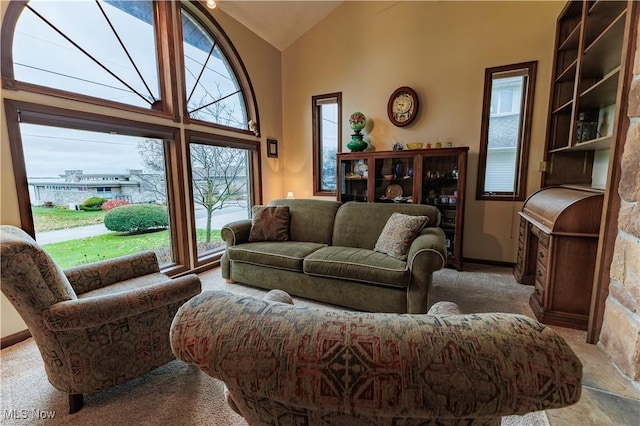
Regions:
[[171, 290, 583, 426], [221, 199, 447, 314]]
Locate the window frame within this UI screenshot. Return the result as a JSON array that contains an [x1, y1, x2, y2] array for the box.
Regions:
[[185, 129, 261, 267], [312, 92, 342, 196], [4, 99, 191, 275], [1, 0, 261, 273], [476, 61, 537, 201]]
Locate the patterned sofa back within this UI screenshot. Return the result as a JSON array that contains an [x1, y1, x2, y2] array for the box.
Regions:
[[332, 202, 441, 250]]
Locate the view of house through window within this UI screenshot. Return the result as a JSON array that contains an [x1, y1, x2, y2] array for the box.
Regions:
[[477, 62, 537, 201], [20, 123, 174, 269], [4, 0, 260, 271], [312, 93, 341, 195]]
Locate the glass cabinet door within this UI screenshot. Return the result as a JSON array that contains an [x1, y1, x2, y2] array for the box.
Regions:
[[373, 156, 414, 203], [422, 154, 459, 257], [340, 158, 368, 202]]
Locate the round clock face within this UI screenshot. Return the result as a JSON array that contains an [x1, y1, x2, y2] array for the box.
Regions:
[[387, 87, 419, 127]]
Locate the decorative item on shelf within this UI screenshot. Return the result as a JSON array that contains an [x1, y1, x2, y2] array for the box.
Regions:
[[445, 137, 453, 148], [576, 111, 599, 143], [435, 139, 443, 149], [347, 112, 368, 152], [407, 167, 413, 178], [406, 142, 424, 150], [452, 166, 459, 179], [393, 160, 405, 178], [392, 137, 404, 151]]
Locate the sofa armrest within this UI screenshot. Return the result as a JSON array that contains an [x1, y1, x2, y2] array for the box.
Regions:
[[220, 220, 252, 247], [44, 274, 201, 331], [64, 251, 160, 295], [171, 291, 582, 421], [404, 228, 447, 313], [407, 227, 447, 271]]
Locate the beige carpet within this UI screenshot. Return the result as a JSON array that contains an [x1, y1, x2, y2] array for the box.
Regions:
[[0, 264, 548, 425]]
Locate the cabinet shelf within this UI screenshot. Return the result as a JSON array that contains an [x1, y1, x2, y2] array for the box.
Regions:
[[585, 1, 627, 46], [581, 11, 626, 77], [579, 67, 620, 108], [556, 60, 577, 82], [552, 99, 574, 115], [558, 23, 581, 51]]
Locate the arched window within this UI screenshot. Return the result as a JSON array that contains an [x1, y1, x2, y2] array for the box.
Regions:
[[2, 0, 261, 272], [2, 0, 259, 134]]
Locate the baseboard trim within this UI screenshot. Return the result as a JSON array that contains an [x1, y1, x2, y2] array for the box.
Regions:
[[463, 258, 515, 268], [1, 329, 31, 349]]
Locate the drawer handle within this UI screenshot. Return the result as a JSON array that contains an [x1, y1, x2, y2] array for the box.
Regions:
[[537, 270, 543, 277], [534, 288, 541, 296], [538, 251, 545, 259]]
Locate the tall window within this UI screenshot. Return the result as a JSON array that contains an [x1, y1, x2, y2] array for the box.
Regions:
[[312, 93, 341, 195], [186, 132, 258, 263], [3, 1, 260, 272], [477, 61, 537, 201]]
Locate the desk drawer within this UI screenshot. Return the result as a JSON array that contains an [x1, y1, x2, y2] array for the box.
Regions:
[[537, 244, 549, 268]]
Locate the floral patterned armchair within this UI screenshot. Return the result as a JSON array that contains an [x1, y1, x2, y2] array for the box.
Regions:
[[0, 225, 201, 413], [170, 290, 583, 426]]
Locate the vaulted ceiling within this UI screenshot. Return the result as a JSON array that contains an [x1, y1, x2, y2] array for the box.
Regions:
[[217, 1, 343, 51]]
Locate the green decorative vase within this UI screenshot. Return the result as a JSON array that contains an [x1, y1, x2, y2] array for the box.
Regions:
[[347, 133, 367, 152]]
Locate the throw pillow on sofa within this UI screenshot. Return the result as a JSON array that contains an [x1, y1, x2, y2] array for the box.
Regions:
[[374, 212, 428, 260], [248, 205, 290, 242]]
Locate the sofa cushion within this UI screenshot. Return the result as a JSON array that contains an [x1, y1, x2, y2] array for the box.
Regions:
[[228, 241, 326, 272], [374, 212, 429, 260], [303, 246, 410, 288], [248, 205, 290, 242]]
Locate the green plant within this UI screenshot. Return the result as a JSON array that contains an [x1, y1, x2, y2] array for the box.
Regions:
[[79, 196, 107, 211], [104, 204, 169, 234]]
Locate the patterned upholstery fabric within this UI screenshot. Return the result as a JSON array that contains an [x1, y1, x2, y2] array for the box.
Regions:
[[374, 212, 429, 260], [0, 225, 201, 405], [171, 290, 583, 426]]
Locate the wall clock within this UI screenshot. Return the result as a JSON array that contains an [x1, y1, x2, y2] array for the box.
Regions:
[[387, 86, 419, 127]]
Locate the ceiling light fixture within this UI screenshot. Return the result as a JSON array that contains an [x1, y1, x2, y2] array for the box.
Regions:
[[206, 0, 216, 9]]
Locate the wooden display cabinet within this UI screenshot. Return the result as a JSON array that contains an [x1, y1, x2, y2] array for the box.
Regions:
[[338, 147, 468, 270]]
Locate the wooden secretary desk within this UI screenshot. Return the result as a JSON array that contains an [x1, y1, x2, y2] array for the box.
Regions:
[[515, 187, 603, 330]]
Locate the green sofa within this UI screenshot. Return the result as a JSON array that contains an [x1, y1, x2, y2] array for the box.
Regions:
[[221, 199, 447, 313]]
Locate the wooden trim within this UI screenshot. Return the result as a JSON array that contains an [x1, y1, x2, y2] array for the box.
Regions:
[[1, 329, 31, 349], [312, 92, 342, 196], [183, 130, 260, 270], [463, 258, 516, 269], [0, 1, 25, 85], [155, 0, 181, 122], [180, 2, 261, 136], [476, 61, 538, 202]]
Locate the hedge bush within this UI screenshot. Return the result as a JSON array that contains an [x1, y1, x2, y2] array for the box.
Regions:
[[101, 199, 131, 211], [80, 196, 106, 211], [104, 204, 169, 234]]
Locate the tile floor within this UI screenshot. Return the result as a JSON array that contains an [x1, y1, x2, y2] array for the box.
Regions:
[[542, 323, 640, 425]]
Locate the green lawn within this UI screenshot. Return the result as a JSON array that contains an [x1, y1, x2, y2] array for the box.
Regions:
[[33, 207, 105, 232], [43, 229, 222, 269], [33, 207, 224, 268]]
